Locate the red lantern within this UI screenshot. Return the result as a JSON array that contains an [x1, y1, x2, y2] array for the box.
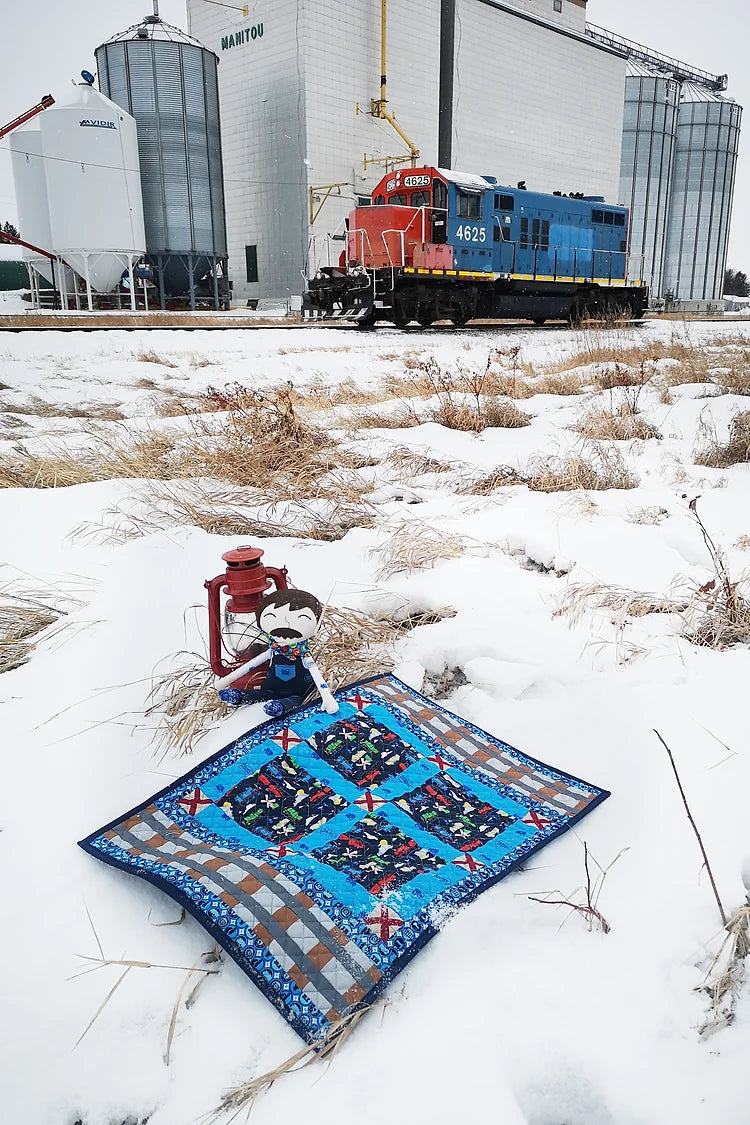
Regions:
[[205, 545, 289, 689]]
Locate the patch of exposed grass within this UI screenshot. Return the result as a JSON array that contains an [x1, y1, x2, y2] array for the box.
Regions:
[[459, 466, 528, 494], [695, 411, 750, 468], [528, 443, 639, 492], [1, 396, 125, 421], [0, 594, 61, 673], [576, 402, 661, 441], [370, 520, 467, 578], [385, 446, 457, 478], [136, 349, 178, 368], [0, 389, 368, 510]]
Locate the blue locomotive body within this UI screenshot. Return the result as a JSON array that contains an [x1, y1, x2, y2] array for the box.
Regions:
[[305, 166, 646, 327]]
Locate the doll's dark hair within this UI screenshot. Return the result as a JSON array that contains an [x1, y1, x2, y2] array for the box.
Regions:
[[255, 588, 323, 624]]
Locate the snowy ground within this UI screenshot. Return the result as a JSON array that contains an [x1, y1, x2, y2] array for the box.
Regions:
[[2, 319, 750, 1124]]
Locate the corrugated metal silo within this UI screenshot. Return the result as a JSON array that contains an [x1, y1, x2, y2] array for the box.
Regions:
[[663, 85, 742, 301], [619, 61, 680, 297], [95, 13, 229, 308]]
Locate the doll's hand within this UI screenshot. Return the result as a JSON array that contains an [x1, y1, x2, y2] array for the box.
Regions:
[[321, 691, 339, 715]]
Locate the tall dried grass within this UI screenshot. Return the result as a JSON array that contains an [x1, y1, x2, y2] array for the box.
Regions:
[[576, 402, 661, 441], [528, 443, 639, 492], [695, 411, 750, 469], [0, 594, 62, 673], [370, 520, 467, 578]]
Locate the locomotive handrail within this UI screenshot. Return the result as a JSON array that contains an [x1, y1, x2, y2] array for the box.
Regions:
[[379, 207, 430, 267]]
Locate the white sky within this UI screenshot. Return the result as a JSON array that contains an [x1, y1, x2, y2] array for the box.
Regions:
[[0, 0, 746, 270]]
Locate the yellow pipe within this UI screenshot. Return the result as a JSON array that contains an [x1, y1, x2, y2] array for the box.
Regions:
[[380, 0, 387, 108]]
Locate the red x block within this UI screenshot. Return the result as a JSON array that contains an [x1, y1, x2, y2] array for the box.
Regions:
[[364, 904, 405, 941], [522, 809, 553, 831], [177, 789, 212, 817], [452, 853, 484, 873], [270, 727, 304, 752], [344, 693, 371, 711], [427, 753, 451, 770], [264, 843, 297, 859], [353, 791, 387, 813]]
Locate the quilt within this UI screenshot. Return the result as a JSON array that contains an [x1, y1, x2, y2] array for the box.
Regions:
[[79, 673, 609, 1043]]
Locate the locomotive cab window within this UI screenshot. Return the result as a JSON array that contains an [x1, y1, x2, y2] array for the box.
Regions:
[[389, 193, 407, 206], [614, 213, 625, 226], [432, 179, 448, 244], [410, 190, 430, 207], [374, 194, 385, 206], [494, 193, 514, 211], [456, 189, 481, 219], [592, 209, 604, 224]]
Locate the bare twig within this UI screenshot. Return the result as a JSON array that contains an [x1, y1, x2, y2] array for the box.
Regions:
[[653, 728, 727, 925]]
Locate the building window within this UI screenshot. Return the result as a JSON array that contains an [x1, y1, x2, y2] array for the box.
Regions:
[[245, 245, 258, 283], [553, 0, 562, 10]]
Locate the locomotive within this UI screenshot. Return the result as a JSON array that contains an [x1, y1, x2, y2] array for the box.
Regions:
[[304, 165, 648, 327]]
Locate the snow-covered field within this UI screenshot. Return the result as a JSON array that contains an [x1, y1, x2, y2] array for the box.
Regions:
[[2, 320, 750, 1124]]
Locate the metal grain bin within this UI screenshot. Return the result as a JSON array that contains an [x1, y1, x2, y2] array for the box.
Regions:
[[619, 61, 680, 298], [96, 14, 229, 307], [663, 85, 742, 302]]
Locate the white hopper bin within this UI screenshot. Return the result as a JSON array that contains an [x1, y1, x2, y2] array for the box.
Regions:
[[39, 82, 146, 292]]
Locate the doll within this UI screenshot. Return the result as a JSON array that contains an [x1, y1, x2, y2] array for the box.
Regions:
[[215, 588, 339, 717]]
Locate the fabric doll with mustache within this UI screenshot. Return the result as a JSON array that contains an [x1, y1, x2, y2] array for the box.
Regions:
[[215, 589, 339, 718]]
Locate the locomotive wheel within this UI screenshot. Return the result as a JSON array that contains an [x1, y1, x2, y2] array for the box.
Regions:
[[450, 307, 468, 328], [532, 316, 546, 326], [356, 314, 376, 331], [417, 315, 434, 328]]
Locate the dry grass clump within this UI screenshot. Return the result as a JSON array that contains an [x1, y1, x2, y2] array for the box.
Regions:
[[716, 364, 750, 396], [72, 481, 374, 545], [626, 505, 669, 526], [375, 357, 534, 432], [0, 594, 60, 673], [577, 402, 661, 441], [314, 605, 400, 690], [555, 582, 688, 627], [385, 446, 457, 478], [0, 387, 367, 510], [370, 520, 467, 578], [679, 500, 750, 650], [136, 349, 177, 368], [527, 371, 585, 397], [592, 361, 650, 391], [342, 407, 409, 431], [695, 411, 750, 468], [460, 465, 528, 494], [734, 535, 750, 551], [528, 443, 639, 492], [0, 395, 125, 421], [0, 454, 102, 489], [147, 656, 231, 757]]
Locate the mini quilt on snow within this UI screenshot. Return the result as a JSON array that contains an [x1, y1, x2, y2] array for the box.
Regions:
[[79, 673, 609, 1043]]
